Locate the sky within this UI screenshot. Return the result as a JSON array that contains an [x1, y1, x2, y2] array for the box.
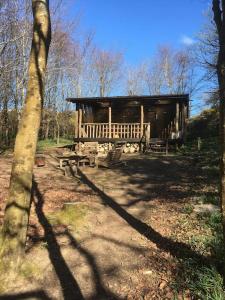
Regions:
[[70, 0, 210, 65]]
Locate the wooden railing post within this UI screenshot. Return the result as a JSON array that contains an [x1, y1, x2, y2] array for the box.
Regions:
[[74, 110, 78, 138], [140, 105, 144, 138], [183, 104, 188, 141], [145, 123, 150, 147], [109, 106, 112, 138], [176, 102, 179, 137], [78, 108, 82, 138]]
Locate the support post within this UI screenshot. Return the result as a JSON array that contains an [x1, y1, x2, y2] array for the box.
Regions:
[[183, 104, 188, 141], [175, 102, 179, 137], [78, 107, 82, 138], [74, 110, 78, 138], [145, 123, 150, 150], [108, 106, 112, 138], [140, 104, 144, 138]]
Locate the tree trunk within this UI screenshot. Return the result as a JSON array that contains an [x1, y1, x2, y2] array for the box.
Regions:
[[45, 119, 50, 139], [212, 0, 225, 278], [2, 97, 9, 146], [0, 0, 51, 267], [56, 112, 60, 144]]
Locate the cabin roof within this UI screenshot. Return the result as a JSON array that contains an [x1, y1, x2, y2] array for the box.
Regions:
[[66, 94, 189, 105]]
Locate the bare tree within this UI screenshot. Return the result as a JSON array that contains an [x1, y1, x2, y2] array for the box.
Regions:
[[92, 49, 123, 97], [0, 0, 51, 267], [144, 46, 199, 97], [125, 64, 147, 96], [197, 10, 220, 106], [145, 56, 164, 95]]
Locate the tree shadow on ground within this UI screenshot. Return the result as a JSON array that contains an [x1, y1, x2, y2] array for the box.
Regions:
[[32, 179, 122, 300], [32, 179, 84, 300], [0, 290, 51, 300], [63, 229, 122, 300], [79, 169, 209, 265], [90, 155, 202, 210]]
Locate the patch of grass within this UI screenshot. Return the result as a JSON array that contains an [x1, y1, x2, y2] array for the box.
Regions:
[[198, 194, 219, 206], [197, 211, 222, 232], [37, 138, 73, 151], [205, 212, 224, 262], [207, 212, 222, 231], [172, 259, 225, 300], [182, 204, 194, 214], [188, 235, 212, 255], [195, 211, 223, 259], [47, 204, 88, 230]]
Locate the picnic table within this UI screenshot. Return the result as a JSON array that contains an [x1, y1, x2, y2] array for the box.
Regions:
[[57, 151, 98, 176], [57, 153, 86, 176]]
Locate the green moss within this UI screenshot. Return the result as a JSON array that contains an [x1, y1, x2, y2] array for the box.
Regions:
[[47, 204, 88, 230], [19, 260, 42, 280]]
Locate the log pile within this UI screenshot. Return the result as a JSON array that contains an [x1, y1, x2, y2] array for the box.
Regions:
[[79, 142, 140, 154], [98, 143, 140, 154], [123, 143, 140, 153]]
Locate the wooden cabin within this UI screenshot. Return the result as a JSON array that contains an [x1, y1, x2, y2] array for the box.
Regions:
[[67, 94, 189, 145]]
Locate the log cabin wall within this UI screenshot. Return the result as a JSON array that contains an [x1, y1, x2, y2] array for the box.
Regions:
[[91, 101, 178, 138], [67, 94, 189, 141]]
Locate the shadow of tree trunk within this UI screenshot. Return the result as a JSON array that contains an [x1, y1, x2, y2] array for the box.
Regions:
[[32, 179, 84, 300], [0, 290, 51, 300], [64, 229, 121, 300]]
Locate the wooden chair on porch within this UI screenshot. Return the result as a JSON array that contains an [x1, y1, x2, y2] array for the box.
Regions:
[[96, 147, 124, 168]]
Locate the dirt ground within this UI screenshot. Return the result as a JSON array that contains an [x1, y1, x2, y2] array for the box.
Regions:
[[0, 150, 215, 299]]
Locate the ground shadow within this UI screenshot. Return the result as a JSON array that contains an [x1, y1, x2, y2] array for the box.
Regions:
[[89, 155, 202, 210], [79, 169, 209, 265], [0, 290, 51, 300], [64, 229, 122, 300], [32, 179, 84, 300], [32, 179, 122, 300]]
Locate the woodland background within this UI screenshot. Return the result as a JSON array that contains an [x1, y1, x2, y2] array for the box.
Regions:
[[0, 1, 219, 147]]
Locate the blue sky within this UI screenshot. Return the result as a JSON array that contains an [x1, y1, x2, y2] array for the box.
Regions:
[[70, 0, 210, 65]]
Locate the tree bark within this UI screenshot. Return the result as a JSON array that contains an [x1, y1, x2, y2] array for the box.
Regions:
[[212, 0, 225, 277], [56, 112, 60, 144], [0, 0, 51, 267]]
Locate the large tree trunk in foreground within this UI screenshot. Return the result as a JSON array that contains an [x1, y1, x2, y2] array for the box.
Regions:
[[212, 0, 225, 277], [0, 0, 51, 266]]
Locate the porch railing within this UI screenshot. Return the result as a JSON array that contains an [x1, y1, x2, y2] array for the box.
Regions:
[[80, 123, 149, 139]]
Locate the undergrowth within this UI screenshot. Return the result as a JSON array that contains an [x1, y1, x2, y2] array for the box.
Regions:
[[172, 211, 224, 299], [37, 138, 73, 151], [172, 136, 225, 298], [173, 259, 224, 300]]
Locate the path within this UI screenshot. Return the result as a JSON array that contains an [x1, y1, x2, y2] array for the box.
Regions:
[[0, 153, 206, 300]]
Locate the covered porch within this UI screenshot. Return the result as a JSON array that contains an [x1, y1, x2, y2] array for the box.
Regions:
[[67, 94, 189, 143]]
